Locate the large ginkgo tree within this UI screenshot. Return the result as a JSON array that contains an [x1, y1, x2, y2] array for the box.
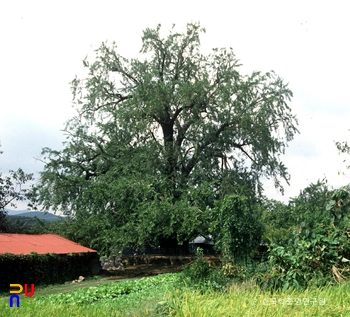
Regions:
[[35, 23, 298, 255]]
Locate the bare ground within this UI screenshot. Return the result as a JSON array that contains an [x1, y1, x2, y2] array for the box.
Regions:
[[13, 255, 219, 297], [103, 255, 220, 279], [103, 255, 195, 279]]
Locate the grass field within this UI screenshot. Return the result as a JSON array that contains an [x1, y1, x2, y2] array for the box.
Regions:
[[1, 273, 349, 316]]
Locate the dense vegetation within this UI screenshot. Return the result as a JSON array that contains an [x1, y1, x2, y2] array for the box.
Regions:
[[256, 180, 350, 291], [1, 273, 349, 316]]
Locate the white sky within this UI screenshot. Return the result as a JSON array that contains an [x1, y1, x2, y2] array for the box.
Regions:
[[1, 0, 350, 210]]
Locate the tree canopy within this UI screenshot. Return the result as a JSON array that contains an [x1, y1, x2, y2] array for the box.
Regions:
[[35, 23, 298, 254]]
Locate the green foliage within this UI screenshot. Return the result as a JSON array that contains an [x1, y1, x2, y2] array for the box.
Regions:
[[254, 185, 350, 291], [5, 216, 52, 234], [210, 194, 264, 261], [261, 179, 331, 245], [48, 215, 119, 256], [182, 248, 212, 282], [289, 179, 331, 234], [221, 260, 247, 281], [1, 274, 350, 316], [34, 23, 298, 253], [261, 199, 293, 244], [181, 248, 227, 291], [327, 187, 350, 226], [0, 252, 96, 292], [1, 273, 180, 316], [255, 228, 350, 290], [35, 273, 180, 306]]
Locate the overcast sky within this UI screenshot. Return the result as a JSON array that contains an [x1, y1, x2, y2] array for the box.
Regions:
[[1, 0, 349, 210]]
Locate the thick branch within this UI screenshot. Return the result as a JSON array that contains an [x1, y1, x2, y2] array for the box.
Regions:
[[181, 122, 256, 177], [182, 122, 230, 176], [175, 119, 192, 148]]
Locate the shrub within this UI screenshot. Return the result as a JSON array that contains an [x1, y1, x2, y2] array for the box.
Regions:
[[253, 223, 350, 291], [221, 259, 247, 281], [253, 186, 350, 291], [181, 247, 228, 291]]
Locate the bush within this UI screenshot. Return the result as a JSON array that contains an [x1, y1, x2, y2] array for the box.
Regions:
[[253, 223, 350, 291], [181, 248, 228, 291], [221, 258, 247, 281], [253, 186, 350, 291]]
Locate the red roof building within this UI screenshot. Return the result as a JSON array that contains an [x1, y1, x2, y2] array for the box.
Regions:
[[0, 233, 97, 255]]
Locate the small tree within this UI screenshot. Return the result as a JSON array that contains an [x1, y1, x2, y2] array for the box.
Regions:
[[0, 143, 34, 232]]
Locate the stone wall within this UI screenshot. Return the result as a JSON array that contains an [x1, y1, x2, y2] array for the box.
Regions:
[[100, 255, 198, 271]]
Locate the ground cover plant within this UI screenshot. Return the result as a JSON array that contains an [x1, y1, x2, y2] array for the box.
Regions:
[[0, 273, 180, 317], [35, 273, 180, 305]]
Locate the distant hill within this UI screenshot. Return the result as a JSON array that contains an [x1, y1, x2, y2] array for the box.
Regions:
[[5, 210, 63, 222], [4, 209, 28, 216]]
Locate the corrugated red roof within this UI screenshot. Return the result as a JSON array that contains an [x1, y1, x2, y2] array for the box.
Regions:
[[0, 234, 97, 255]]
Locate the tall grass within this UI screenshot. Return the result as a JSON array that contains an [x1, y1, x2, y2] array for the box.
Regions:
[[165, 281, 350, 316]]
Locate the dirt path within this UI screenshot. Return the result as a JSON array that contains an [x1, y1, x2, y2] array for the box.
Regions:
[[104, 261, 184, 279], [104, 255, 219, 279]]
